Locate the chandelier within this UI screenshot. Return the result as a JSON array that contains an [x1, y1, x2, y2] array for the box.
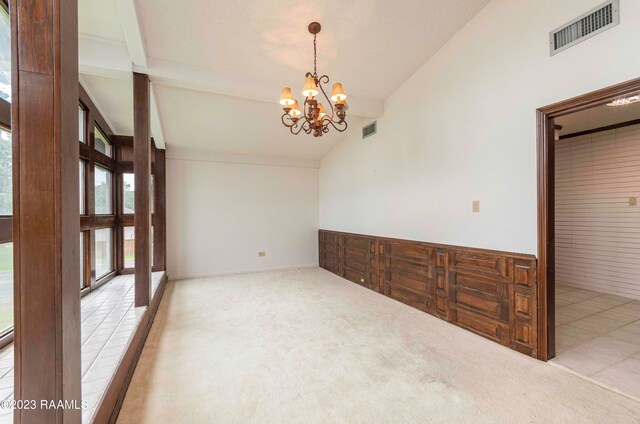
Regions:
[[279, 22, 348, 137]]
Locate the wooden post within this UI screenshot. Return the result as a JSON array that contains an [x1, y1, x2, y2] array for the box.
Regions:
[[153, 148, 166, 271], [133, 73, 151, 306], [11, 0, 82, 421]]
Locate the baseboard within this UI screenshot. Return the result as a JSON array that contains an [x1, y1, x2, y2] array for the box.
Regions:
[[169, 263, 319, 281]]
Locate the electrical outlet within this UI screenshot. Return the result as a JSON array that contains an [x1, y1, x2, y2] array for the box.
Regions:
[[258, 251, 266, 257], [472, 200, 480, 213], [630, 197, 637, 206]]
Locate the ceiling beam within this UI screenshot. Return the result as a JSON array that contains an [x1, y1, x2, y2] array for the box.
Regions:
[[79, 34, 131, 80], [115, 0, 147, 67], [150, 86, 166, 148]]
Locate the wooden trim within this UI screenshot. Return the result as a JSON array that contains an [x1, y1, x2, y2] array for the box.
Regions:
[[92, 273, 168, 424], [133, 72, 151, 307], [11, 0, 82, 420], [536, 76, 640, 361], [0, 97, 10, 130], [0, 216, 11, 243], [154, 148, 166, 271], [559, 118, 640, 140], [320, 229, 536, 260], [0, 330, 13, 350]]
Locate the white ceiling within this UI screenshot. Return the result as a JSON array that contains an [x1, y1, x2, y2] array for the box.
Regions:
[[557, 101, 640, 137], [79, 0, 124, 43], [78, 0, 492, 161], [154, 84, 365, 160], [79, 74, 133, 135]]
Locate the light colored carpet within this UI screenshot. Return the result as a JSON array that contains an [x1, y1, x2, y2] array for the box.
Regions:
[[118, 268, 640, 423]]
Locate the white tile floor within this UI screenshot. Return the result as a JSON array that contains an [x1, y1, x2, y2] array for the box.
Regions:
[[0, 272, 164, 424], [552, 284, 640, 399]]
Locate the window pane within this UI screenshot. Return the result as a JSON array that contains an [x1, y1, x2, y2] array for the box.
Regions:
[[0, 128, 10, 215], [124, 227, 134, 268], [94, 165, 113, 215], [79, 233, 84, 288], [95, 228, 112, 279], [0, 8, 10, 103], [94, 125, 111, 157], [79, 105, 85, 143], [123, 173, 134, 214], [0, 242, 13, 334], [79, 160, 85, 215]]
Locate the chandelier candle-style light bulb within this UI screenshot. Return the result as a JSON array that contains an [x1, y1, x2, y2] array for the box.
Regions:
[[279, 87, 295, 106], [289, 100, 302, 118], [278, 22, 348, 138], [331, 83, 346, 102], [302, 76, 319, 99], [317, 103, 326, 120]]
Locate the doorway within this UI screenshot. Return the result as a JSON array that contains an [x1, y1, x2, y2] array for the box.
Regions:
[[537, 77, 640, 397]]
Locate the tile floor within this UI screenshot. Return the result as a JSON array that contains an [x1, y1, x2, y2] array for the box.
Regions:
[[0, 272, 164, 424], [552, 284, 640, 399]]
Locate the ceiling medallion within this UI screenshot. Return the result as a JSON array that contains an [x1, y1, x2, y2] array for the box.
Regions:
[[279, 22, 348, 138]]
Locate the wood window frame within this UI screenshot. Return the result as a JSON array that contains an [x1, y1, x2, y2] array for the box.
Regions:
[[536, 76, 640, 361], [113, 135, 165, 275], [79, 84, 117, 294]]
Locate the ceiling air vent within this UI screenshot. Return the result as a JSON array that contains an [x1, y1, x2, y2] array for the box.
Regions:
[[550, 0, 619, 56], [362, 121, 377, 139]]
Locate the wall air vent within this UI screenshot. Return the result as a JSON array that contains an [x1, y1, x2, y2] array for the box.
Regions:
[[550, 0, 619, 56], [362, 121, 377, 139]]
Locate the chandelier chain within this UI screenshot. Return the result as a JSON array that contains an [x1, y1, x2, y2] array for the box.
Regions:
[[313, 34, 317, 76]]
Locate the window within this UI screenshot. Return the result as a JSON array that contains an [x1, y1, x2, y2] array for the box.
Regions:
[[94, 125, 111, 157], [123, 173, 134, 214], [0, 242, 12, 335], [0, 128, 10, 216], [79, 160, 85, 215], [79, 233, 85, 288], [94, 165, 113, 215], [124, 227, 134, 268], [79, 105, 85, 143], [95, 228, 112, 279]]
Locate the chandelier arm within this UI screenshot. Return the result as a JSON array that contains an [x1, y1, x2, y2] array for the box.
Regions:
[[289, 119, 308, 135], [316, 74, 335, 119], [281, 113, 296, 127], [324, 117, 348, 133]]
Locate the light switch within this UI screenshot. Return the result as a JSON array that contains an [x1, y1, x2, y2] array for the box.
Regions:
[[258, 251, 266, 257], [472, 200, 480, 213], [630, 197, 637, 207]]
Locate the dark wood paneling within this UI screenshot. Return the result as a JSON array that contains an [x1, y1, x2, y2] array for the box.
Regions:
[[133, 72, 151, 307], [153, 148, 166, 271], [12, 0, 82, 420], [0, 216, 11, 243], [319, 230, 538, 358]]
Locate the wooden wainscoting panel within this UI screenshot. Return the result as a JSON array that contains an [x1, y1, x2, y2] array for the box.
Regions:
[[319, 230, 539, 359], [382, 239, 434, 314]]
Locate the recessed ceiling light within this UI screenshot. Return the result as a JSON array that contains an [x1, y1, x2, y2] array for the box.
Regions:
[[607, 95, 640, 107]]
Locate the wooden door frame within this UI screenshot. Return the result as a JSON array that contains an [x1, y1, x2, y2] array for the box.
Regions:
[[536, 77, 640, 361]]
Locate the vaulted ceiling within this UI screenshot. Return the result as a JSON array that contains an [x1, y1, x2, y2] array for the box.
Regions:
[[79, 0, 492, 162]]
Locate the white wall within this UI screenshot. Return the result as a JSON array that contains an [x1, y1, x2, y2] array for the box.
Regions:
[[166, 154, 319, 279], [320, 0, 640, 255], [556, 124, 640, 300]]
